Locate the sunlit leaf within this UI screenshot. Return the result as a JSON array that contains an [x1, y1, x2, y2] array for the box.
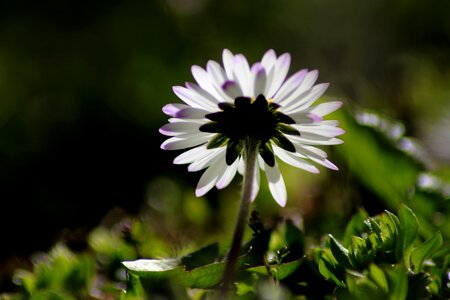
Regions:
[[329, 235, 353, 269], [318, 252, 345, 287], [345, 269, 387, 300], [247, 257, 305, 280], [411, 231, 443, 272], [181, 243, 220, 271], [124, 273, 146, 300], [386, 265, 408, 300], [396, 204, 419, 268], [122, 259, 184, 279], [343, 209, 369, 246], [183, 262, 225, 289], [368, 264, 388, 292]]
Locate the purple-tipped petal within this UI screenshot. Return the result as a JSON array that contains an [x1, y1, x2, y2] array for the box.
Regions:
[[261, 49, 277, 72], [273, 146, 320, 174], [252, 63, 267, 97], [173, 86, 215, 111], [222, 80, 243, 99], [159, 122, 200, 136], [222, 49, 235, 79], [310, 101, 343, 116], [282, 82, 330, 114], [274, 69, 308, 104], [161, 133, 212, 150], [295, 125, 345, 137], [265, 53, 291, 98], [280, 70, 319, 108], [233, 54, 252, 96], [162, 103, 189, 117], [175, 107, 209, 119]]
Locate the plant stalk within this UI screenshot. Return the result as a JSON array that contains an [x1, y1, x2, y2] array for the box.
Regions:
[[219, 139, 259, 299]]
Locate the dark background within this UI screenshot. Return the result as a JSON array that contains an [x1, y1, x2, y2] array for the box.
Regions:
[[1, 0, 449, 268]]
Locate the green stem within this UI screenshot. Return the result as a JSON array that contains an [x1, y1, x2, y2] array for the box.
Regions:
[[219, 138, 259, 299]]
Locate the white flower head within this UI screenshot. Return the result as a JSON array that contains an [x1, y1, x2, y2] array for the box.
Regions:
[[160, 49, 344, 206]]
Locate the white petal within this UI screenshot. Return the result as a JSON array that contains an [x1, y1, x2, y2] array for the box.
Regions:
[[188, 148, 225, 171], [162, 103, 189, 117], [173, 86, 216, 111], [309, 101, 343, 116], [191, 65, 223, 100], [261, 49, 277, 73], [195, 157, 228, 197], [273, 146, 320, 174], [264, 163, 287, 207], [175, 107, 209, 119], [237, 157, 245, 175], [282, 83, 329, 114], [233, 54, 252, 96], [250, 163, 261, 202], [206, 60, 232, 102], [159, 121, 200, 136], [294, 124, 345, 137], [309, 156, 339, 170], [293, 144, 338, 170], [273, 69, 308, 104], [318, 120, 340, 126], [289, 112, 323, 124], [252, 63, 267, 98], [174, 145, 210, 164], [167, 117, 205, 124], [222, 49, 235, 79], [289, 134, 344, 146], [216, 159, 239, 189], [160, 133, 213, 150], [294, 144, 328, 159], [279, 70, 319, 108], [222, 80, 243, 99], [265, 53, 291, 98], [185, 82, 219, 106], [207, 60, 227, 84]]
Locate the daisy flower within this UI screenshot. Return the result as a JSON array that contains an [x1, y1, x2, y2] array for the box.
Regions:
[[160, 49, 344, 206]]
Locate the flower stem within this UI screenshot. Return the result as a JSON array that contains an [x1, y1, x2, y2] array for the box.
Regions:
[[219, 138, 259, 299]]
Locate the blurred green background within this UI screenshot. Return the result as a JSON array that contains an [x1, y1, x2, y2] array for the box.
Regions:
[[1, 0, 450, 294]]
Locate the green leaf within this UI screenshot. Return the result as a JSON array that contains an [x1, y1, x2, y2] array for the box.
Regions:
[[283, 220, 305, 260], [329, 235, 353, 269], [247, 257, 305, 280], [343, 209, 369, 246], [411, 231, 443, 272], [12, 269, 36, 294], [122, 258, 226, 289], [367, 264, 388, 292], [183, 261, 226, 288], [396, 204, 419, 268], [346, 270, 386, 300], [386, 265, 408, 300], [181, 243, 219, 271], [124, 273, 146, 300], [318, 257, 345, 287], [350, 236, 371, 268]]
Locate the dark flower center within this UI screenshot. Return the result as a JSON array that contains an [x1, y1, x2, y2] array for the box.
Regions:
[[199, 94, 300, 167]]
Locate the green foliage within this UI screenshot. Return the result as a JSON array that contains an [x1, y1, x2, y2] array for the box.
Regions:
[[2, 111, 450, 299], [318, 204, 446, 299], [10, 244, 94, 299]]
